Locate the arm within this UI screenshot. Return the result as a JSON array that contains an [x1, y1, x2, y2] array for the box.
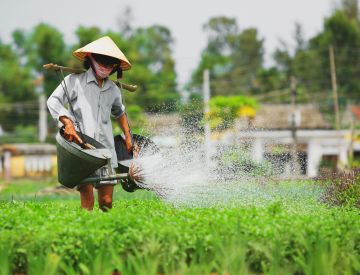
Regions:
[[117, 113, 133, 154], [47, 75, 88, 148], [118, 113, 143, 182], [47, 75, 74, 126], [111, 88, 133, 153]]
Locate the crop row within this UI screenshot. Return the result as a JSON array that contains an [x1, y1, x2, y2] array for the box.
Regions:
[[0, 193, 360, 274]]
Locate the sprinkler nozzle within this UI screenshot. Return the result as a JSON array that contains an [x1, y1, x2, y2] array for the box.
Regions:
[[129, 162, 144, 184]]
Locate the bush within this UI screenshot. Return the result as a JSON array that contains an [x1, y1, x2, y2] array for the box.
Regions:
[[112, 104, 148, 135], [219, 148, 273, 178], [208, 95, 258, 131], [179, 100, 204, 134], [321, 169, 360, 208]]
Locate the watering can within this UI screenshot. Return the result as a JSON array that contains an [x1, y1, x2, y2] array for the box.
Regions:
[[56, 130, 158, 191]]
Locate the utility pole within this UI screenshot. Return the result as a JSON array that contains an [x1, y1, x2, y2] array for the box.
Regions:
[[349, 113, 355, 167], [290, 76, 300, 176], [35, 74, 47, 142], [329, 45, 340, 130], [203, 69, 212, 172], [38, 94, 47, 142]]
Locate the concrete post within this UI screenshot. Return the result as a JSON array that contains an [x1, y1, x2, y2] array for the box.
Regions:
[[4, 151, 11, 181], [252, 139, 264, 163], [307, 141, 322, 177]]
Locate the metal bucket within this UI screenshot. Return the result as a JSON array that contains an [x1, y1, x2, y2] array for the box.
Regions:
[[56, 132, 112, 188]]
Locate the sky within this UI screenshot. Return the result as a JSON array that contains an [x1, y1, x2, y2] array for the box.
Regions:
[[0, 0, 338, 86]]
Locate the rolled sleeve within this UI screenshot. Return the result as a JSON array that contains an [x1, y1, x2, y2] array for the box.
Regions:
[[111, 89, 125, 119], [47, 75, 76, 127]]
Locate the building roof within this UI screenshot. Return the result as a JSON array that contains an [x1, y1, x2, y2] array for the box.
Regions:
[[248, 104, 331, 130], [145, 105, 331, 134]]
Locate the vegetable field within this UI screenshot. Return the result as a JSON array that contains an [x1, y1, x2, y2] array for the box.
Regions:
[[0, 180, 360, 275]]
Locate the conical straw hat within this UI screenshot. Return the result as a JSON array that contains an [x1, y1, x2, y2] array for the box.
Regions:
[[73, 36, 131, 71]]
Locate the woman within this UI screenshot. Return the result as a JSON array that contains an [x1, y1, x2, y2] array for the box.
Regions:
[[47, 36, 133, 211]]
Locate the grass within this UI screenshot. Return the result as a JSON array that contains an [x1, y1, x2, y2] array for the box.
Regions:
[[0, 178, 56, 198], [0, 179, 156, 202], [0, 180, 360, 274]]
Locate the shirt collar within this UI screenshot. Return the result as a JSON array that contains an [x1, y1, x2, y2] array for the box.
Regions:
[[86, 67, 111, 92]]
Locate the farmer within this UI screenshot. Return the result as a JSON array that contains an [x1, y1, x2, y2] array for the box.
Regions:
[[47, 36, 133, 211]]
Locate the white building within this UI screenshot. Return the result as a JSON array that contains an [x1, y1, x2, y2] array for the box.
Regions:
[[219, 104, 352, 178], [145, 105, 357, 178], [220, 129, 350, 177]]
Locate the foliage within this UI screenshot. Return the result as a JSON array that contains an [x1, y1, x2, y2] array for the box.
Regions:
[[189, 17, 265, 97], [112, 105, 147, 135], [0, 125, 38, 144], [0, 24, 68, 132], [0, 39, 37, 131], [0, 181, 360, 274], [186, 3, 360, 128], [0, 40, 35, 102], [179, 99, 204, 134], [208, 95, 258, 130], [309, 10, 360, 100], [179, 95, 258, 134], [124, 25, 179, 111], [0, 22, 180, 135], [75, 26, 103, 49], [322, 169, 360, 208], [220, 148, 273, 178], [272, 4, 360, 120], [2, 3, 360, 136], [0, 178, 56, 198], [13, 24, 69, 98]]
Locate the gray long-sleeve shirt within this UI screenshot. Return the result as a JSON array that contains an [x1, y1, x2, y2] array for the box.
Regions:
[[47, 68, 125, 168]]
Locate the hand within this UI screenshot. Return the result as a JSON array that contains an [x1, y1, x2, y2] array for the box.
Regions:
[[124, 135, 134, 154], [59, 116, 85, 147]]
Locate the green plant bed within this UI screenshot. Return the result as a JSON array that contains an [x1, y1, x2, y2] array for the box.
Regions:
[[0, 179, 57, 199], [0, 181, 360, 274]]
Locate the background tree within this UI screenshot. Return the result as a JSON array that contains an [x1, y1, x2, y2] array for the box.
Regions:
[[13, 23, 69, 97], [125, 25, 179, 111], [189, 17, 238, 96], [310, 10, 360, 101], [270, 4, 360, 125], [188, 17, 264, 97], [341, 0, 359, 21], [75, 26, 102, 49], [0, 38, 36, 132], [230, 28, 264, 95]]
